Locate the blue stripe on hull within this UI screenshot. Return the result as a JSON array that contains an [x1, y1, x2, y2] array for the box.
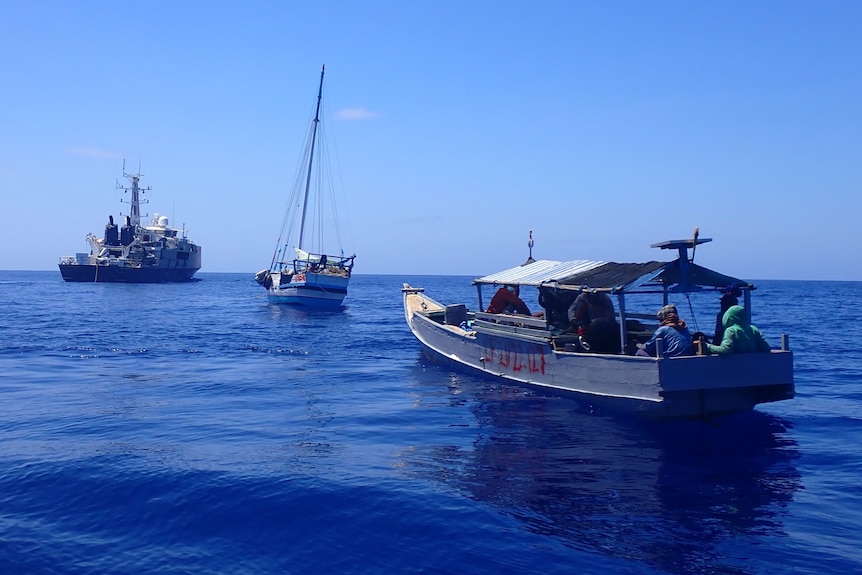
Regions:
[[267, 284, 349, 306], [288, 284, 347, 295]]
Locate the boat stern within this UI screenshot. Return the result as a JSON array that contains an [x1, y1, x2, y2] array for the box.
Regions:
[[657, 350, 795, 416]]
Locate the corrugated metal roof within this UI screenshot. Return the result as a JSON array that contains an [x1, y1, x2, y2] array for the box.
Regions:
[[474, 259, 749, 293], [558, 261, 668, 290], [474, 259, 607, 286]]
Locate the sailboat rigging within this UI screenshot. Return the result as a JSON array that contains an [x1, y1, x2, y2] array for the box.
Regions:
[[255, 65, 356, 306]]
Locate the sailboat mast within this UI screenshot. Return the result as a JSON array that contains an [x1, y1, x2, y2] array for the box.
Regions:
[[297, 64, 325, 251]]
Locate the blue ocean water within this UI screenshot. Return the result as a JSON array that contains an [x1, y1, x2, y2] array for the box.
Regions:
[[1, 271, 860, 575]]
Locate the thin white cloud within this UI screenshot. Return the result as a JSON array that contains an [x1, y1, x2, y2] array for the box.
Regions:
[[334, 108, 380, 120], [66, 146, 124, 159]]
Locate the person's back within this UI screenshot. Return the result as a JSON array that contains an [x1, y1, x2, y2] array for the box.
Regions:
[[706, 305, 771, 355], [638, 304, 693, 357], [713, 286, 740, 344], [587, 292, 616, 321], [643, 325, 693, 357], [487, 285, 530, 315], [538, 288, 574, 330], [567, 292, 615, 327], [582, 292, 620, 353]]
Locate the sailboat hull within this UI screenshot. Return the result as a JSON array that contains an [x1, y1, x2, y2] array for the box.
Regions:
[[267, 272, 350, 307]]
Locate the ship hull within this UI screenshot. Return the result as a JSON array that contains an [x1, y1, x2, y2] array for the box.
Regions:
[[59, 264, 200, 283]]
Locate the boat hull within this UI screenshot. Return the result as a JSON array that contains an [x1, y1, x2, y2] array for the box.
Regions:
[[59, 264, 200, 283], [403, 286, 795, 419], [267, 272, 349, 307]]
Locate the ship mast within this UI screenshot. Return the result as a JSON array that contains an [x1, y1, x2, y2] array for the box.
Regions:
[[118, 163, 149, 230], [297, 64, 325, 251]]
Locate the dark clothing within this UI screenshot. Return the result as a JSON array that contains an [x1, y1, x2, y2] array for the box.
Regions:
[[487, 287, 530, 315], [584, 317, 622, 354], [713, 293, 739, 344], [567, 292, 616, 328], [538, 288, 576, 330], [567, 292, 620, 353]]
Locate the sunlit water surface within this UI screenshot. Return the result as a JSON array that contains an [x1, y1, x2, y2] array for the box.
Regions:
[[1, 272, 860, 574]]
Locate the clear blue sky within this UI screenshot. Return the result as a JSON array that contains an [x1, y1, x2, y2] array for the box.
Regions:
[[1, 1, 860, 280]]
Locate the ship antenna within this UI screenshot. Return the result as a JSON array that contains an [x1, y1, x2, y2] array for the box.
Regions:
[[522, 230, 535, 266], [117, 160, 149, 229], [690, 227, 700, 262]]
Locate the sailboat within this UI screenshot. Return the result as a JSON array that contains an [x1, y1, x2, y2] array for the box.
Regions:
[[255, 65, 356, 306]]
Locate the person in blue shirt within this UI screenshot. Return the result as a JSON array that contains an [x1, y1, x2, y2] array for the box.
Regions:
[[636, 304, 694, 358]]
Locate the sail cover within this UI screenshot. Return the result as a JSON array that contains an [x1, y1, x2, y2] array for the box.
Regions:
[[294, 247, 322, 263]]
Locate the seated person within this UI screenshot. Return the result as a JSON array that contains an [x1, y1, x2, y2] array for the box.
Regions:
[[636, 304, 694, 358], [538, 288, 575, 329], [566, 291, 620, 353], [701, 305, 771, 355], [713, 284, 742, 344], [486, 285, 531, 315]]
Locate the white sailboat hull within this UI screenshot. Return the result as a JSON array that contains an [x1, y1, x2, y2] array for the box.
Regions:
[[267, 272, 350, 307]]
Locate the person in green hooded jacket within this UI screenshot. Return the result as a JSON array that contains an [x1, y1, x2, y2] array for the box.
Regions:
[[704, 305, 771, 355]]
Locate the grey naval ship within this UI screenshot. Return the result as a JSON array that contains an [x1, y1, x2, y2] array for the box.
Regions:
[[59, 168, 201, 283]]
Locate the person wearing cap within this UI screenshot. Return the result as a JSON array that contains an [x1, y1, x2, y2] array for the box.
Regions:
[[703, 305, 771, 355], [486, 285, 531, 315], [713, 284, 742, 344], [636, 304, 694, 358]]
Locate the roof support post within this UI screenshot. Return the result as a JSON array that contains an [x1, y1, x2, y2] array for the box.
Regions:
[[677, 246, 691, 292], [616, 292, 627, 354]]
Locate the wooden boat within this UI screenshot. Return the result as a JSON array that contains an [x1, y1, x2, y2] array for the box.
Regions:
[[402, 235, 794, 418], [255, 65, 355, 306]]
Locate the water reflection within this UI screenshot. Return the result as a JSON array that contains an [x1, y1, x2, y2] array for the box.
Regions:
[[403, 371, 801, 575]]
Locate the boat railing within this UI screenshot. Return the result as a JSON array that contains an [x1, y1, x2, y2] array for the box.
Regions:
[[474, 311, 546, 328], [473, 312, 552, 342], [293, 253, 355, 273], [624, 312, 659, 321]]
